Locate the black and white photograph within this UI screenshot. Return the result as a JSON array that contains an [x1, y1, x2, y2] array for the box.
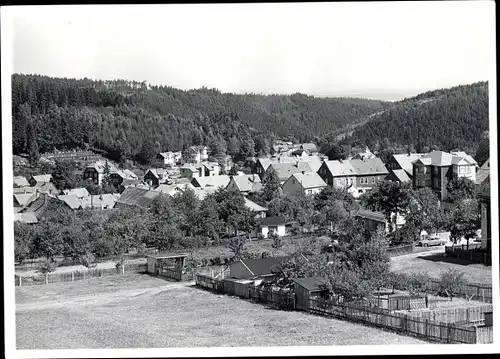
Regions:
[[1, 2, 498, 358]]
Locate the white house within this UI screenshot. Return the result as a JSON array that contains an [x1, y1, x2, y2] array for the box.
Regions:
[[260, 216, 286, 238], [187, 146, 208, 164], [180, 164, 202, 181], [282, 172, 327, 196]]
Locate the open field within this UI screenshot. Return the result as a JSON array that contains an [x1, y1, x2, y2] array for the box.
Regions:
[[390, 248, 492, 285], [16, 274, 426, 349]]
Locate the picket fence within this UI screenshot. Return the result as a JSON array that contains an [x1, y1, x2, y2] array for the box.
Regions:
[[15, 263, 147, 286], [445, 246, 492, 266], [427, 280, 493, 303], [194, 274, 491, 344], [398, 304, 493, 325]]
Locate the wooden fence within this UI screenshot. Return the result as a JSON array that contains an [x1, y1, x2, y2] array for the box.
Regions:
[[15, 264, 147, 286], [399, 304, 493, 325], [427, 280, 493, 303], [362, 295, 427, 311], [308, 297, 478, 344], [445, 246, 492, 266], [194, 273, 491, 344], [476, 326, 494, 344]]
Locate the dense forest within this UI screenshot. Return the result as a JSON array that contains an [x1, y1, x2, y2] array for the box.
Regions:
[[12, 74, 388, 165], [337, 82, 490, 158]]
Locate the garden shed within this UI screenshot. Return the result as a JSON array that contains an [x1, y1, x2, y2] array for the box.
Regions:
[[292, 277, 330, 310], [223, 278, 254, 298], [146, 253, 188, 280]]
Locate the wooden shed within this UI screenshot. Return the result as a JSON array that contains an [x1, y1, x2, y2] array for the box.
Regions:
[[292, 277, 330, 310], [146, 253, 188, 280], [223, 278, 254, 298]]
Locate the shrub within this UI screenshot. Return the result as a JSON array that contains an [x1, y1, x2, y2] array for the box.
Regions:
[[38, 259, 58, 275], [437, 269, 467, 301], [270, 231, 283, 249]]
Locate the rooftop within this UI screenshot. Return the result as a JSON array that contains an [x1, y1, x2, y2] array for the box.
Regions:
[[260, 216, 286, 226], [116, 187, 162, 208], [238, 256, 292, 277], [355, 209, 386, 222], [292, 277, 330, 292], [289, 172, 327, 189]]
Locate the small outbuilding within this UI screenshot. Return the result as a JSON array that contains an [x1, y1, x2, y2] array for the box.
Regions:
[[292, 277, 330, 310], [146, 253, 188, 281], [260, 216, 286, 238]]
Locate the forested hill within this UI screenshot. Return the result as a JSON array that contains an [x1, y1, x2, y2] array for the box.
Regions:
[[338, 81, 489, 156], [11, 74, 388, 164]]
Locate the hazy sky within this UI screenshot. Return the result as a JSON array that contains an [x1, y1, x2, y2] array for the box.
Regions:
[[4, 2, 496, 101]]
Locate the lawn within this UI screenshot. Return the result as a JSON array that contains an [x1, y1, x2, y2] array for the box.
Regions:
[[16, 274, 426, 349], [390, 248, 492, 285]]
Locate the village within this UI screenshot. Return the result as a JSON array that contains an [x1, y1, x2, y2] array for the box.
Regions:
[[13, 139, 493, 345]]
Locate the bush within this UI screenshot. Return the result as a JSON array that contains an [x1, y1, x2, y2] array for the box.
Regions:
[[270, 231, 283, 249], [37, 259, 58, 275], [437, 269, 467, 301]]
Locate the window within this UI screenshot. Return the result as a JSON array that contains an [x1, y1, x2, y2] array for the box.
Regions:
[[371, 177, 375, 184], [433, 179, 439, 187], [425, 180, 431, 186], [425, 166, 430, 174], [433, 167, 438, 174]]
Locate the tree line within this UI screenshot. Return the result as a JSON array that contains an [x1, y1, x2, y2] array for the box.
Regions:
[[12, 74, 388, 166]]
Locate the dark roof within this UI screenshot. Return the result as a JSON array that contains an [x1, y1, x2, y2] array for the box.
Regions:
[[260, 216, 286, 226], [386, 169, 411, 183], [355, 209, 386, 222], [240, 256, 292, 276], [116, 187, 161, 208], [292, 277, 330, 292]]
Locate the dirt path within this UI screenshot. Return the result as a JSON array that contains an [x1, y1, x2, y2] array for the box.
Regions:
[[16, 281, 195, 312]]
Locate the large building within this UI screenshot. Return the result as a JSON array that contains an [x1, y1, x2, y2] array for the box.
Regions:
[[412, 151, 478, 201], [317, 157, 389, 198]]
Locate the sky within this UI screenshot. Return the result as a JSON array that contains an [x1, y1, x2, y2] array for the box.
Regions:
[[3, 2, 496, 101]]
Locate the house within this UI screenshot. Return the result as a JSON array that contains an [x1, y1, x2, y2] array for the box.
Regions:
[[318, 158, 388, 198], [476, 158, 490, 186], [156, 152, 177, 167], [89, 193, 117, 210], [108, 169, 139, 188], [35, 182, 59, 196], [226, 174, 262, 195], [187, 145, 208, 163], [144, 168, 169, 188], [282, 172, 327, 196], [13, 176, 30, 188], [229, 256, 292, 280], [179, 164, 202, 181], [244, 157, 257, 168], [291, 149, 309, 158], [478, 187, 491, 252], [244, 197, 268, 219], [14, 212, 39, 224], [155, 181, 195, 196], [292, 277, 330, 310], [57, 195, 85, 210], [19, 192, 59, 217], [201, 162, 221, 177], [350, 147, 376, 161], [62, 187, 90, 198], [191, 187, 219, 201], [83, 161, 118, 186], [355, 209, 389, 234], [412, 151, 478, 201], [14, 192, 38, 208], [253, 158, 273, 176], [265, 162, 313, 184], [385, 169, 412, 183], [28, 174, 52, 187], [300, 143, 319, 154], [260, 216, 287, 238], [114, 187, 162, 209], [191, 175, 231, 189], [385, 153, 425, 178]]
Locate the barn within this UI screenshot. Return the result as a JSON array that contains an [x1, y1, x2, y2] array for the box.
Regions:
[[146, 253, 188, 281], [292, 277, 330, 310]]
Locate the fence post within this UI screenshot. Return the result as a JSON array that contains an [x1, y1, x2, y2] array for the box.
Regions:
[[122, 265, 125, 275], [71, 272, 74, 281], [45, 274, 48, 284], [19, 276, 22, 287], [425, 319, 429, 337], [447, 323, 452, 343]]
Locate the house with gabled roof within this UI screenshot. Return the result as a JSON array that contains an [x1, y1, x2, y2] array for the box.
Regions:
[[115, 186, 162, 209], [191, 175, 231, 189], [108, 169, 139, 188], [14, 212, 39, 224], [179, 164, 202, 181], [144, 168, 169, 188], [83, 161, 118, 186], [14, 192, 38, 208], [13, 176, 30, 188], [300, 143, 319, 154], [244, 197, 268, 219], [62, 187, 90, 198], [265, 162, 313, 184], [57, 195, 85, 210], [28, 174, 52, 187], [226, 174, 262, 195], [318, 158, 388, 198], [186, 145, 208, 164], [260, 216, 287, 238], [385, 153, 425, 178], [385, 169, 412, 183], [476, 158, 490, 186], [156, 151, 180, 167], [412, 150, 478, 201], [282, 172, 327, 197]]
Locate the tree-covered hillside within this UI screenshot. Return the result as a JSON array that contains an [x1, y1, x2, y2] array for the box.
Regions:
[[12, 74, 388, 164], [338, 81, 489, 156]]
